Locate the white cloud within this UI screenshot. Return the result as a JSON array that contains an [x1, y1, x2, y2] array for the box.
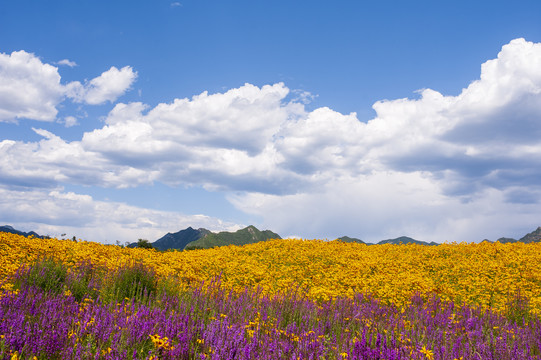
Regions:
[[274, 107, 368, 176], [2, 39, 541, 242], [229, 173, 540, 243], [62, 116, 79, 127], [0, 51, 137, 122], [79, 83, 304, 192], [56, 59, 77, 67], [0, 50, 65, 122], [368, 38, 541, 195], [3, 39, 541, 197], [0, 186, 241, 243], [290, 89, 317, 105], [0, 127, 158, 189], [67, 66, 137, 105]]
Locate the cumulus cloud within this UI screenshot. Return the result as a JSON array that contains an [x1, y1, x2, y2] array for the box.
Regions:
[[3, 39, 541, 196], [73, 36, 541, 198], [79, 83, 305, 192], [56, 59, 77, 67], [0, 186, 241, 243], [67, 66, 137, 105], [2, 38, 541, 242], [370, 38, 541, 197], [0, 127, 158, 189], [0, 51, 65, 122], [0, 50, 137, 122]]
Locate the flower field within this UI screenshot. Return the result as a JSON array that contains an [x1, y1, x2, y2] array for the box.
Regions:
[[1, 231, 541, 359]]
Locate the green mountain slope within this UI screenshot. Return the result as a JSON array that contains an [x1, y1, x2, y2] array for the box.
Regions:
[[151, 227, 211, 251], [0, 225, 47, 239], [337, 236, 367, 245], [519, 227, 541, 243], [377, 236, 439, 246], [184, 225, 281, 249], [496, 237, 518, 244]]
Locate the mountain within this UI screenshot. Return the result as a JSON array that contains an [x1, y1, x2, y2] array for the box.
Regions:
[[4, 222, 541, 249], [145, 227, 211, 251], [337, 236, 367, 245], [126, 225, 281, 251], [495, 237, 518, 244], [377, 236, 439, 246], [184, 225, 281, 249], [518, 227, 541, 243], [481, 228, 541, 244], [0, 225, 46, 239]]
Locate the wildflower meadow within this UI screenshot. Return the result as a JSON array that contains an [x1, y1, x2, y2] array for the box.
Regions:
[[1, 231, 541, 359]]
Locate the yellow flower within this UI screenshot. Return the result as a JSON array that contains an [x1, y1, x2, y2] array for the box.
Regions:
[[2, 230, 541, 317], [420, 345, 434, 360], [150, 334, 174, 350]]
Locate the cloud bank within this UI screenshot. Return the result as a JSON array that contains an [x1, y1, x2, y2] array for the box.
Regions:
[[0, 186, 240, 243], [1, 38, 541, 242]]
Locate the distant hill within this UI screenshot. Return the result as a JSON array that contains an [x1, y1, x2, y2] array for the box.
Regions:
[[480, 227, 541, 244], [337, 236, 367, 245], [377, 236, 439, 246], [4, 223, 541, 249], [127, 225, 281, 251], [496, 237, 518, 244], [0, 225, 47, 239], [184, 225, 281, 249], [518, 227, 541, 243], [128, 227, 211, 251]]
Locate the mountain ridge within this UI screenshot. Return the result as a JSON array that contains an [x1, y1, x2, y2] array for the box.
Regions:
[[0, 225, 48, 239], [184, 225, 281, 249], [126, 227, 212, 251], [375, 236, 439, 246], [3, 225, 541, 250]]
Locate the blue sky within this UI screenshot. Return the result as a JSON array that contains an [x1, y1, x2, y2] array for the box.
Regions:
[[1, 1, 541, 243]]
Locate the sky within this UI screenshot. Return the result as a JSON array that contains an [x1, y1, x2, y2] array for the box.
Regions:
[[1, 1, 541, 244]]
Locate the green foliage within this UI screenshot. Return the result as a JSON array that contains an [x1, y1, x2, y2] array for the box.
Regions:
[[100, 261, 158, 303], [12, 257, 102, 301], [68, 260, 100, 301], [505, 290, 532, 325], [13, 257, 68, 295], [184, 245, 205, 251], [184, 225, 280, 250], [136, 238, 154, 249], [156, 275, 182, 298]]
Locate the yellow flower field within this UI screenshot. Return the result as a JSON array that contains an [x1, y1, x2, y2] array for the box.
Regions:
[[2, 231, 541, 314]]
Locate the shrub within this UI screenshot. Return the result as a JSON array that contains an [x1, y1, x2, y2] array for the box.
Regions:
[[505, 290, 532, 325], [67, 259, 101, 301], [101, 261, 158, 303], [136, 239, 153, 249], [184, 245, 205, 251], [12, 257, 68, 295]]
